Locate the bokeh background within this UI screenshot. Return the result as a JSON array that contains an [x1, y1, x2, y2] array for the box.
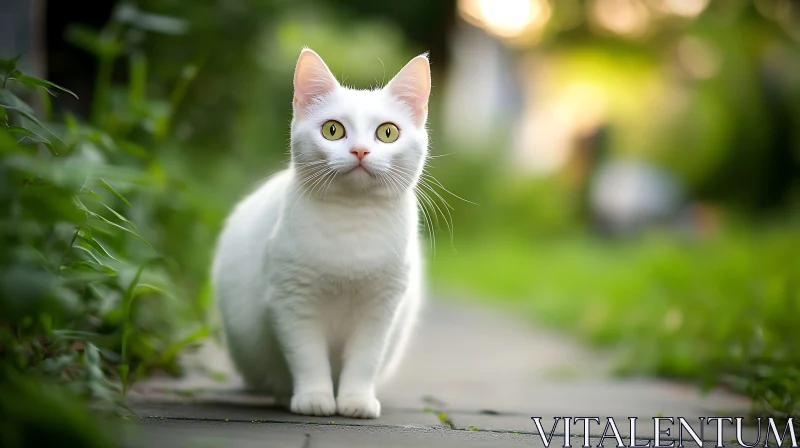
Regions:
[[1, 0, 799, 444]]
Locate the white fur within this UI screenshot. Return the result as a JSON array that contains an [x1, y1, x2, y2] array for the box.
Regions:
[[211, 49, 431, 419]]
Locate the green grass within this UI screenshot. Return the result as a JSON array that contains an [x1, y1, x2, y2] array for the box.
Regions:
[[428, 227, 800, 417]]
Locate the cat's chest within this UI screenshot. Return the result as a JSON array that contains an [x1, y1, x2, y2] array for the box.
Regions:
[[280, 197, 415, 274]]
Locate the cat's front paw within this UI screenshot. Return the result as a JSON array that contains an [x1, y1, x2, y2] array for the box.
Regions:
[[290, 391, 336, 416], [336, 394, 381, 419]]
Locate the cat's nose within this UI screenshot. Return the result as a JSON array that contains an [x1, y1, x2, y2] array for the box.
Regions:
[[350, 146, 370, 161]]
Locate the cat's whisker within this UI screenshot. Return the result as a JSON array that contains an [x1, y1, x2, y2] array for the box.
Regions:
[[383, 166, 436, 238], [416, 188, 444, 237], [394, 162, 474, 207], [418, 182, 456, 249], [379, 168, 434, 252], [306, 166, 336, 200], [258, 160, 323, 185], [290, 166, 333, 216], [421, 170, 477, 205], [321, 170, 339, 200], [387, 165, 456, 249], [426, 152, 455, 159], [383, 177, 435, 253], [415, 188, 437, 255], [376, 172, 399, 198], [384, 170, 407, 201], [419, 178, 456, 212], [419, 183, 454, 240]]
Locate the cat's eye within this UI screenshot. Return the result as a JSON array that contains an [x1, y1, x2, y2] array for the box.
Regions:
[[321, 120, 345, 140], [376, 123, 400, 143]]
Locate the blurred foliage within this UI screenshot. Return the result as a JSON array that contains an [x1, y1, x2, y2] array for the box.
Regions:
[[429, 226, 800, 418], [0, 5, 213, 445], [544, 1, 800, 212]]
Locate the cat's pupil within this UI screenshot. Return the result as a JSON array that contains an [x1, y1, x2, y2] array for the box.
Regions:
[[329, 124, 336, 135], [385, 127, 391, 138]]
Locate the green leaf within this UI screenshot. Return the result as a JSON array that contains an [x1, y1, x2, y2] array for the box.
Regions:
[[82, 235, 121, 262], [0, 55, 20, 73], [74, 198, 152, 250], [58, 270, 114, 284], [101, 204, 138, 230], [117, 364, 130, 392], [1, 57, 19, 89], [71, 244, 103, 265], [80, 187, 104, 201], [64, 112, 79, 132], [0, 103, 44, 127], [114, 4, 188, 35], [88, 214, 152, 249], [10, 74, 79, 99], [129, 51, 147, 106], [119, 261, 147, 395], [100, 179, 131, 207], [0, 103, 64, 146], [66, 259, 116, 276], [65, 24, 122, 59], [0, 89, 36, 114], [5, 124, 58, 155], [133, 283, 167, 297], [52, 330, 106, 341], [116, 140, 149, 158], [5, 124, 46, 140], [160, 326, 210, 364]]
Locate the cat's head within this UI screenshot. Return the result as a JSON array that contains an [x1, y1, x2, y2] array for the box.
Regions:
[[290, 48, 431, 198]]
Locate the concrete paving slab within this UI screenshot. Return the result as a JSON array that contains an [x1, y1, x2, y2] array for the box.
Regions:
[[124, 418, 715, 448], [126, 297, 756, 446], [129, 399, 444, 429]]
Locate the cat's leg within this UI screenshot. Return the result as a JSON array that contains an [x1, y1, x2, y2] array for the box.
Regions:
[[379, 283, 422, 384], [336, 289, 405, 418], [271, 293, 336, 416], [263, 329, 294, 409], [380, 242, 423, 383]]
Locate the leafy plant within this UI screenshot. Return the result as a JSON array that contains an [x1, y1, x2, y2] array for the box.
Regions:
[[0, 5, 211, 446]]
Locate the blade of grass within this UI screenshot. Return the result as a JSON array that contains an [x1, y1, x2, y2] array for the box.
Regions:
[[101, 204, 138, 230], [99, 178, 131, 207], [74, 198, 152, 250], [119, 262, 147, 395]]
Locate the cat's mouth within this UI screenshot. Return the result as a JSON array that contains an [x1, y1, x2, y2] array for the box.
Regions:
[[344, 164, 373, 176]]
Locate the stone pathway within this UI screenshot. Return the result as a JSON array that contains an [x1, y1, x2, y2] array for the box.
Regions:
[[124, 296, 755, 447]]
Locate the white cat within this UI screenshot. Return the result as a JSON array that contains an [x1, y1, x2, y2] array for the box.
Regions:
[[211, 48, 431, 419]]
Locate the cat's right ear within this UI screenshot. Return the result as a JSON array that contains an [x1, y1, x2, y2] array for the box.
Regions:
[[293, 48, 339, 114]]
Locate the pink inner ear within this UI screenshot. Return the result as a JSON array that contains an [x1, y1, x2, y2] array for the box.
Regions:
[[293, 49, 339, 112], [387, 55, 431, 125]]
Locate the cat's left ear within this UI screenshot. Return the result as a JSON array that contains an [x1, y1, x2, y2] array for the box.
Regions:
[[386, 53, 431, 126]]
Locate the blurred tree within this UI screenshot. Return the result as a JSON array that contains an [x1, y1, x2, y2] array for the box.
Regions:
[[318, 0, 456, 69]]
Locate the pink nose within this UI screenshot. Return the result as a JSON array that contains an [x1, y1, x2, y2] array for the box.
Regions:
[[350, 147, 370, 161]]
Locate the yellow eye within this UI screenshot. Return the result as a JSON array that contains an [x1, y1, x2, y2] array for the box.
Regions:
[[321, 120, 345, 140], [376, 123, 399, 143]]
